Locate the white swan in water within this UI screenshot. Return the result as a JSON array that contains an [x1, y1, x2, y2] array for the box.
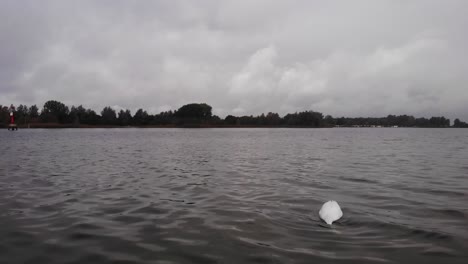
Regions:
[[319, 200, 343, 225]]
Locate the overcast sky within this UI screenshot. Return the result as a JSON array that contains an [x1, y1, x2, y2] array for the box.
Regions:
[[1, 0, 467, 119]]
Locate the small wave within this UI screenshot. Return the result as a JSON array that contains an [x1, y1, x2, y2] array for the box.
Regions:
[[340, 176, 378, 184], [68, 231, 99, 241]]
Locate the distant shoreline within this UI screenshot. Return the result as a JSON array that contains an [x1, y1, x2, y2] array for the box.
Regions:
[[3, 101, 467, 128], [2, 123, 465, 129]]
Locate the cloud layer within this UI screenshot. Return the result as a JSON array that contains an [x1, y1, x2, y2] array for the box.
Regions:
[[1, 0, 467, 119]]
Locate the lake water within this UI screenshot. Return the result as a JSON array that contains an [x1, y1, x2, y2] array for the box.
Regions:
[[1, 128, 467, 264]]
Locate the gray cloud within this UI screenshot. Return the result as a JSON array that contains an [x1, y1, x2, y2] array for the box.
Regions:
[[1, 0, 468, 120]]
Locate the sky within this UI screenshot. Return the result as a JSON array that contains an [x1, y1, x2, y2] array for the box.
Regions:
[[1, 0, 467, 120]]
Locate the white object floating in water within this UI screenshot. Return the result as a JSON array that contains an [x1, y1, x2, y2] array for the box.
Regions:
[[319, 200, 343, 225]]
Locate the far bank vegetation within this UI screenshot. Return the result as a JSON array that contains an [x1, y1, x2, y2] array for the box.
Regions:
[[1, 100, 467, 128]]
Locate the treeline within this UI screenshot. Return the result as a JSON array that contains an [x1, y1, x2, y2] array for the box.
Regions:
[[330, 115, 452, 128], [1, 100, 467, 128]]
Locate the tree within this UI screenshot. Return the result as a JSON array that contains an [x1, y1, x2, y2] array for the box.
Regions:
[[453, 118, 468, 128], [68, 105, 101, 125], [224, 115, 238, 125], [101, 106, 117, 125], [85, 109, 100, 125], [0, 105, 9, 125], [29, 105, 39, 118], [152, 110, 174, 125], [211, 115, 222, 125], [324, 115, 336, 127], [429, 116, 450, 127], [283, 111, 323, 127], [133, 109, 149, 126], [16, 104, 28, 124], [118, 109, 132, 126], [174, 103, 213, 125], [175, 103, 212, 120], [265, 112, 280, 126], [69, 105, 86, 125], [41, 100, 70, 123]]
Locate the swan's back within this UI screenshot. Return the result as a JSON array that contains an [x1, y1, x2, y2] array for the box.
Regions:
[[319, 200, 343, 225]]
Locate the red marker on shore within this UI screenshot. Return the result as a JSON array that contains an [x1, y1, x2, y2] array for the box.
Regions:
[[7, 104, 18, 131]]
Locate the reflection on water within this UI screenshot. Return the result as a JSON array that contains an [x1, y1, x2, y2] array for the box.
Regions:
[[1, 128, 467, 263]]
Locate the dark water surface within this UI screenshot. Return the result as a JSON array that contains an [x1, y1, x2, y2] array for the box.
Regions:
[[1, 128, 467, 264]]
